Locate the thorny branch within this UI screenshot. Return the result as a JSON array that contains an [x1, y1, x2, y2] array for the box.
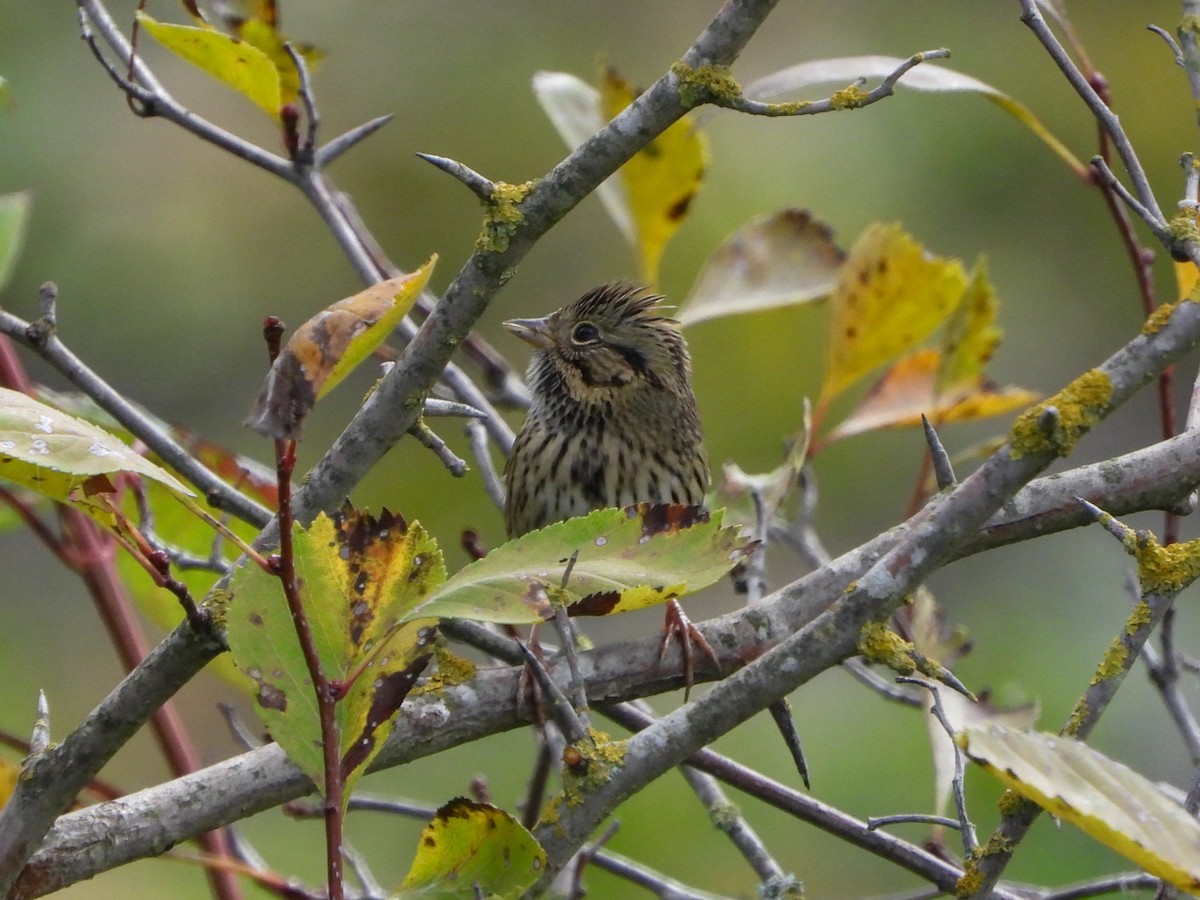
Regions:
[[6, 1, 1200, 897]]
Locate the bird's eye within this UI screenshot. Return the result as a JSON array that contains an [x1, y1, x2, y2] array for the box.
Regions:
[[571, 322, 600, 344]]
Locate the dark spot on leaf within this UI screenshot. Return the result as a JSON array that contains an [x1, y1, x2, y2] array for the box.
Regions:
[[340, 653, 432, 779], [438, 797, 481, 820], [667, 193, 694, 221], [634, 502, 708, 539], [570, 590, 621, 617], [81, 474, 117, 497], [256, 683, 287, 712], [249, 612, 263, 626], [423, 836, 437, 847]]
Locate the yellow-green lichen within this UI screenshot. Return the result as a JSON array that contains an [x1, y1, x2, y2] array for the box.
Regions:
[[857, 619, 962, 691], [1090, 637, 1129, 685], [1134, 531, 1200, 595], [830, 84, 868, 110], [1009, 368, 1112, 460], [1182, 15, 1200, 37], [477, 180, 535, 253], [670, 61, 742, 109], [1143, 299, 1178, 335], [1169, 212, 1200, 258], [954, 863, 984, 898], [538, 794, 563, 829], [1064, 697, 1089, 737], [996, 787, 1026, 818], [559, 728, 628, 805], [709, 800, 742, 831], [202, 588, 233, 629], [857, 621, 916, 675], [1125, 599, 1153, 636], [413, 647, 476, 695], [955, 836, 1018, 899]]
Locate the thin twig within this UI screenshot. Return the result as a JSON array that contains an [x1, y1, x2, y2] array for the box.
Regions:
[[719, 49, 951, 117], [896, 676, 977, 854], [408, 419, 468, 477], [0, 302, 270, 526], [1088, 157, 1172, 244], [867, 813, 962, 832], [465, 418, 507, 510], [517, 641, 587, 745], [1019, 0, 1166, 227]]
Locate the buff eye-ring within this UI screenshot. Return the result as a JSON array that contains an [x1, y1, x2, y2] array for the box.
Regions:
[[571, 322, 600, 344]]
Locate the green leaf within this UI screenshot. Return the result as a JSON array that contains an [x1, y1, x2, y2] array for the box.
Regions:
[[962, 725, 1200, 893], [226, 507, 444, 799], [0, 191, 31, 295], [395, 798, 545, 899], [407, 503, 753, 625], [137, 12, 283, 119], [0, 388, 195, 530]]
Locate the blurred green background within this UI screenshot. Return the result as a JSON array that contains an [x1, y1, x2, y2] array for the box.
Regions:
[[2, 1, 1199, 897]]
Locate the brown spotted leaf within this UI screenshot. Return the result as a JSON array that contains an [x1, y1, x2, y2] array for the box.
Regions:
[[601, 67, 708, 286], [225, 506, 444, 799], [246, 258, 435, 440], [396, 798, 545, 898], [406, 503, 753, 625]]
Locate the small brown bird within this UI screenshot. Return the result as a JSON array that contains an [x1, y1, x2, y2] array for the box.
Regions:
[[503, 282, 716, 687]]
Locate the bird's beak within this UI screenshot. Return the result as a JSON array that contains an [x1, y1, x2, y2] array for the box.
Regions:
[[503, 316, 555, 350]]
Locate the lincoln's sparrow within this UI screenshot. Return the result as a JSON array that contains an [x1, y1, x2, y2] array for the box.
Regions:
[[503, 282, 709, 536], [503, 282, 716, 688]]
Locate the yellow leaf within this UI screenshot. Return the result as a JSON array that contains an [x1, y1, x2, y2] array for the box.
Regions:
[[0, 755, 18, 811], [601, 67, 708, 285], [936, 385, 1041, 424], [398, 798, 545, 897], [963, 726, 1200, 895], [1176, 261, 1199, 303], [820, 223, 966, 407], [245, 257, 436, 440], [826, 349, 1038, 443], [937, 260, 1001, 395], [137, 12, 283, 120], [235, 19, 323, 107]]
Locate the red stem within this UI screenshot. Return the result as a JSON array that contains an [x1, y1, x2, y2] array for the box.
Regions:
[[262, 317, 344, 900], [272, 439, 344, 900], [61, 511, 244, 900]]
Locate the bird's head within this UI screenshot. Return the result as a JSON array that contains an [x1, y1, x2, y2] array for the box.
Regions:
[[505, 283, 691, 404]]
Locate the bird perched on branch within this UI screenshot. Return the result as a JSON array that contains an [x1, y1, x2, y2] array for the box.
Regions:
[[503, 282, 717, 690]]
